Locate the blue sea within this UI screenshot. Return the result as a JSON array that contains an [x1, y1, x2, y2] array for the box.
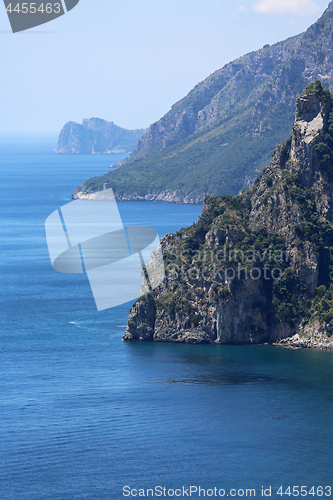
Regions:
[[1, 136, 333, 500]]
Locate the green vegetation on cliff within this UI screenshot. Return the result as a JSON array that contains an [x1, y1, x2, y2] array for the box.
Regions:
[[124, 82, 333, 347]]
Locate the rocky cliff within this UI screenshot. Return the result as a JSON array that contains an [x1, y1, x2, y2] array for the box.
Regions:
[[124, 83, 333, 350], [74, 2, 333, 203], [56, 118, 147, 155]]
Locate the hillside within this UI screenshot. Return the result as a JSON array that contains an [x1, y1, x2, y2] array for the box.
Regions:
[[56, 118, 147, 155], [74, 1, 333, 203], [124, 82, 333, 349]]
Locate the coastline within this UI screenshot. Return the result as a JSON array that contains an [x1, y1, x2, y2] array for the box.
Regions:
[[72, 188, 205, 204], [123, 331, 333, 351]]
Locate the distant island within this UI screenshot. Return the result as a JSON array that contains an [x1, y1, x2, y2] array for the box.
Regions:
[[55, 118, 147, 155], [73, 1, 333, 203]]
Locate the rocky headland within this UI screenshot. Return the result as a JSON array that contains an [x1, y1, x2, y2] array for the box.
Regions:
[[124, 83, 333, 351], [56, 118, 147, 155]]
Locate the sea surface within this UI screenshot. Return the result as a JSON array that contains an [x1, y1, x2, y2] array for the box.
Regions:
[[0, 136, 333, 500]]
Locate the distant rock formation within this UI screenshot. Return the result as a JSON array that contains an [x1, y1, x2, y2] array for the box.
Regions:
[[123, 82, 333, 350], [55, 118, 147, 154]]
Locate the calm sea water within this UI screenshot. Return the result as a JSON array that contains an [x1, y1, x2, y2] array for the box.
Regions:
[[0, 136, 333, 500]]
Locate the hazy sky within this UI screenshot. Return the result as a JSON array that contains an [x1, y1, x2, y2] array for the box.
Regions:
[[0, 0, 331, 133]]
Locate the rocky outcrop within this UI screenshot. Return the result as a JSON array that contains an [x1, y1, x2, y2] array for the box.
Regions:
[[75, 2, 333, 202], [56, 118, 147, 154], [124, 83, 333, 349], [275, 322, 333, 351]]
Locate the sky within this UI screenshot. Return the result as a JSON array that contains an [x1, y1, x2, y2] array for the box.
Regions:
[[0, 0, 331, 134]]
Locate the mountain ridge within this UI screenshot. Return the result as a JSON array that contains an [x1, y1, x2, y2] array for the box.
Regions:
[[73, 1, 333, 203]]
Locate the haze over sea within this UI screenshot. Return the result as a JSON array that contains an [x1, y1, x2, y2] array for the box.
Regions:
[[1, 137, 333, 500]]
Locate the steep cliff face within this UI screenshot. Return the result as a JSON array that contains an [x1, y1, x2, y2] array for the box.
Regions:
[[56, 118, 146, 154], [75, 2, 333, 203], [124, 83, 333, 349]]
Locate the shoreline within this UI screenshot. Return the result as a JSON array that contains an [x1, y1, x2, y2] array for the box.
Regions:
[[72, 189, 205, 204], [122, 335, 333, 351]]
